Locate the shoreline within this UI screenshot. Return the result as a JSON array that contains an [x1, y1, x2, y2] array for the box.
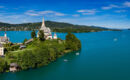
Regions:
[[0, 29, 122, 33], [0, 49, 81, 74]]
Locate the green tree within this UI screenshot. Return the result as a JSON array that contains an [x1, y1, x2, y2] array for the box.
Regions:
[[17, 50, 36, 70], [48, 48, 56, 61], [65, 32, 81, 50], [38, 30, 45, 41], [31, 30, 36, 39], [0, 58, 7, 73]]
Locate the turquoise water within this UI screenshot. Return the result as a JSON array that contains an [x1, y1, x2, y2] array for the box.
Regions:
[[0, 30, 130, 80]]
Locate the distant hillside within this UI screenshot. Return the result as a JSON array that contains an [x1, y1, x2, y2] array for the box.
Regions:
[[0, 21, 120, 32]]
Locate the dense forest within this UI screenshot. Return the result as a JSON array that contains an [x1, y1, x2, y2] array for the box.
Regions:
[[0, 21, 120, 32]]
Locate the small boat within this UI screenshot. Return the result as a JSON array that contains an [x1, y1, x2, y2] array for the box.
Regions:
[[76, 52, 80, 55], [64, 59, 68, 62], [114, 38, 118, 42]]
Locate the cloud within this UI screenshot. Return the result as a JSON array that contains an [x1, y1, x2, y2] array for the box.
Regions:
[[114, 10, 126, 13], [0, 6, 4, 8], [54, 12, 65, 16], [77, 10, 87, 13], [25, 10, 66, 17], [0, 12, 41, 24], [0, 10, 66, 24], [123, 1, 130, 7], [102, 1, 130, 10], [77, 9, 98, 15], [25, 10, 39, 16], [102, 4, 119, 10], [72, 14, 80, 17]]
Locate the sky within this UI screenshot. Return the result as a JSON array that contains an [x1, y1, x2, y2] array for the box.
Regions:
[[0, 0, 130, 29]]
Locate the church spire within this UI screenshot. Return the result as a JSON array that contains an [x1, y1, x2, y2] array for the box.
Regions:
[[41, 17, 45, 28], [4, 32, 7, 37]]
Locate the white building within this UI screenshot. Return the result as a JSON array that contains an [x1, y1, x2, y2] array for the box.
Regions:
[[53, 33, 58, 39], [0, 43, 4, 56], [37, 17, 57, 40], [0, 32, 10, 44], [0, 32, 10, 56]]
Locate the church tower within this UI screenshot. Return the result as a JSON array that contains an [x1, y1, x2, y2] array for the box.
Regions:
[[4, 32, 7, 37], [53, 33, 57, 39], [40, 17, 46, 30], [41, 17, 45, 27], [37, 16, 53, 39]]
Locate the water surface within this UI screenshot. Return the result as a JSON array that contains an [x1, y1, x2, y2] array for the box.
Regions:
[[0, 30, 130, 80]]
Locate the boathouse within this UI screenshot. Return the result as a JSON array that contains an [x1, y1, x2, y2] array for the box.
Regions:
[[10, 63, 19, 72]]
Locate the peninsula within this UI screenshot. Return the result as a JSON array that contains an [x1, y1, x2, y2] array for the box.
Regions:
[[0, 17, 81, 73]]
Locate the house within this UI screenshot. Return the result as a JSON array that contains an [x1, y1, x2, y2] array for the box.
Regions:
[[20, 45, 26, 49], [9, 63, 19, 72]]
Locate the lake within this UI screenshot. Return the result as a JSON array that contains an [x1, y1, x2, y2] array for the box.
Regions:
[[0, 30, 130, 80]]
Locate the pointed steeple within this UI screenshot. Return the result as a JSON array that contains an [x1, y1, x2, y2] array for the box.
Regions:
[[41, 17, 45, 28], [4, 32, 7, 37]]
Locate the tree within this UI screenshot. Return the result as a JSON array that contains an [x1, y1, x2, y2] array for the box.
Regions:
[[38, 30, 45, 41], [0, 58, 7, 73], [17, 50, 36, 70], [31, 30, 36, 39], [48, 48, 56, 61], [65, 32, 81, 50], [23, 38, 28, 44]]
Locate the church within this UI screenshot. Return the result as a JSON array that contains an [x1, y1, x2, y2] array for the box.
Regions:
[[0, 32, 10, 44], [37, 17, 57, 40]]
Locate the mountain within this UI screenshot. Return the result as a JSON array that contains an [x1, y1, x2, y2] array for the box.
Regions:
[[0, 21, 120, 32]]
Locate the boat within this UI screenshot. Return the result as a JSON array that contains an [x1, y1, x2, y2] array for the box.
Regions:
[[76, 52, 80, 55], [64, 59, 68, 62], [114, 38, 118, 42]]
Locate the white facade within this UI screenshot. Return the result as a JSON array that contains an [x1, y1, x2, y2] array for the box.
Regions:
[[0, 32, 10, 56], [46, 35, 53, 40], [0, 45, 4, 56]]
